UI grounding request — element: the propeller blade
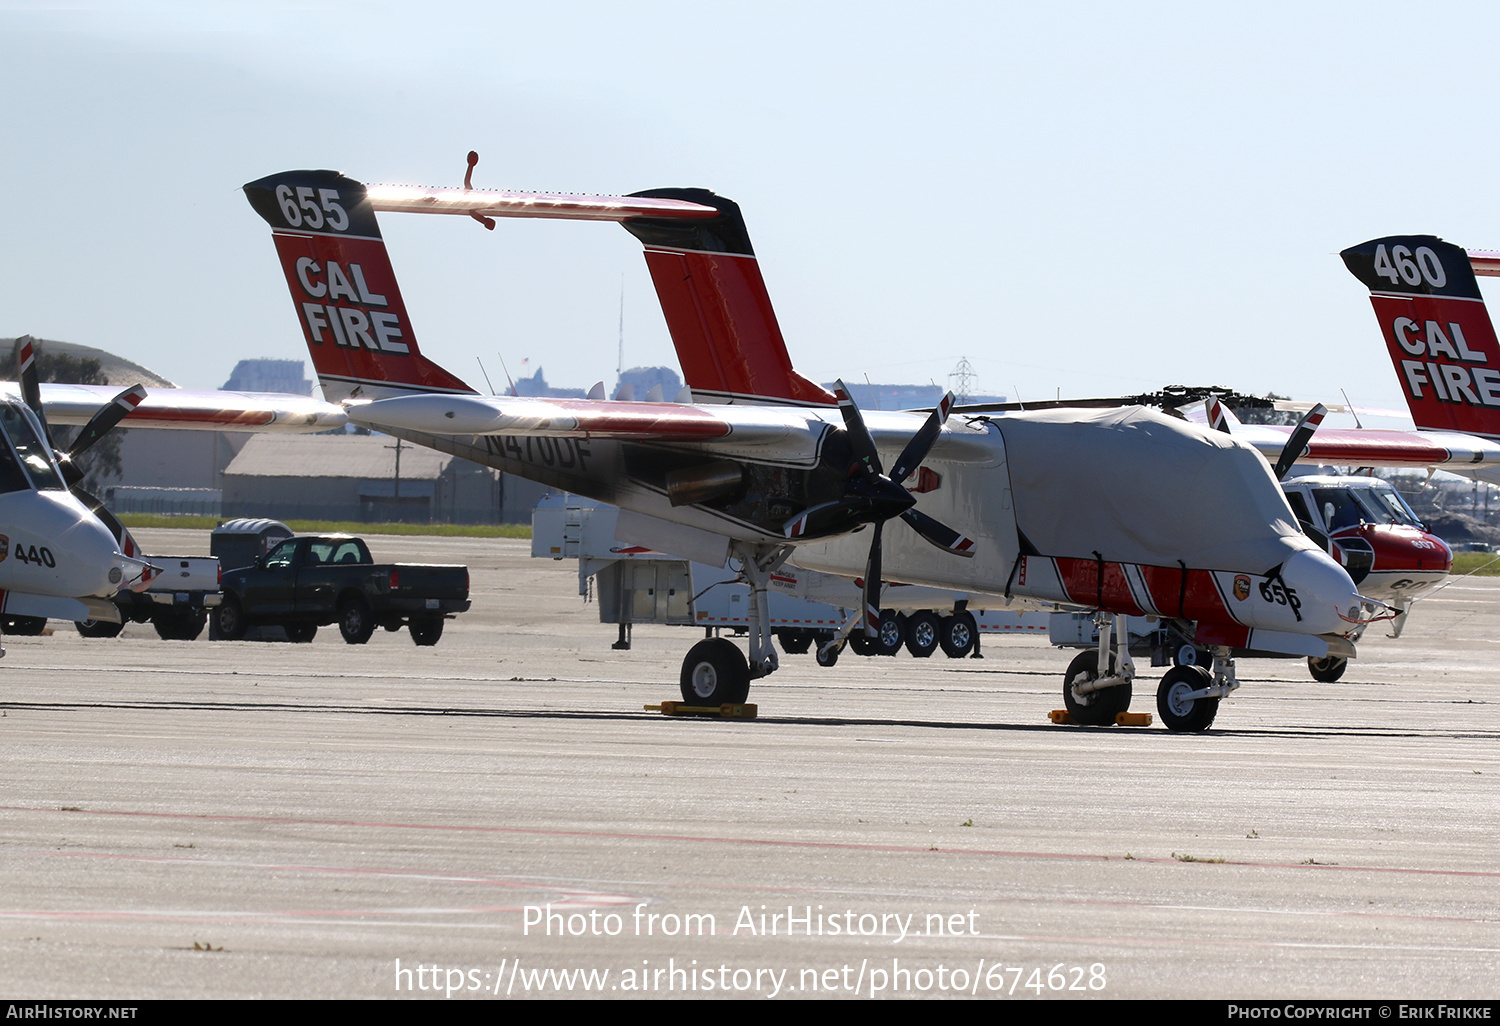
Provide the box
[13,336,49,438]
[900,508,976,557]
[66,384,147,460]
[889,391,954,484]
[863,521,883,637]
[833,379,882,476]
[1272,402,1327,479]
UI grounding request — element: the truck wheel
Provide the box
[409,618,444,646]
[214,595,247,641]
[338,598,375,644]
[4,616,48,636]
[285,623,317,643]
[904,611,941,658]
[938,611,978,658]
[153,610,207,641]
[75,618,124,639]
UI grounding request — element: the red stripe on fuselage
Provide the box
[1054,558,1146,616]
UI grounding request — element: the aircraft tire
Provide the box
[214,595,247,641]
[904,611,941,658]
[75,618,124,639]
[938,611,977,658]
[1062,650,1132,726]
[815,642,840,667]
[338,598,375,645]
[680,638,750,704]
[1156,665,1219,732]
[410,617,444,646]
[1307,656,1348,683]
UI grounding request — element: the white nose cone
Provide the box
[0,491,128,598]
[1279,547,1362,636]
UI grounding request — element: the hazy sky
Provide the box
[5,1,1500,426]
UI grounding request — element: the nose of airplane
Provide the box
[43,493,133,597]
[1279,547,1363,636]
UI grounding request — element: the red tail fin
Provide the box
[244,171,475,402]
[1343,236,1500,439]
[622,190,834,407]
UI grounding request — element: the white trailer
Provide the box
[532,494,1051,663]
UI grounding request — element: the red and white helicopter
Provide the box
[244,166,1368,731]
[0,337,346,653]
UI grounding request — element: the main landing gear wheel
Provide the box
[75,618,124,639]
[938,611,977,659]
[680,638,751,704]
[1062,650,1132,726]
[1307,656,1348,683]
[1156,665,1219,732]
[904,611,941,658]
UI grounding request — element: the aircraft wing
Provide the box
[347,392,996,467]
[1196,418,1500,469]
[17,382,348,432]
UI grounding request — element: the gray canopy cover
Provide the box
[996,407,1311,574]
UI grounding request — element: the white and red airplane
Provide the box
[0,337,346,653]
[243,166,1369,732]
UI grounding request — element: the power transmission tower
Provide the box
[948,357,977,404]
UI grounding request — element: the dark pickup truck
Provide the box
[214,535,470,645]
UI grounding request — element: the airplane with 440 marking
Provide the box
[0,337,345,653]
[242,165,1374,732]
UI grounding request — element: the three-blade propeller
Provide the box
[784,380,975,636]
[13,338,148,557]
[1271,403,1327,480]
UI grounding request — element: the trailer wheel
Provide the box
[338,598,375,645]
[410,617,444,646]
[875,610,905,656]
[680,639,750,704]
[938,611,978,658]
[1156,665,1219,732]
[75,618,124,639]
[777,629,812,655]
[1062,650,1132,726]
[4,616,47,636]
[904,611,941,658]
[213,596,247,641]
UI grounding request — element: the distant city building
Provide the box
[221,358,312,395]
[511,363,586,399]
[615,365,683,401]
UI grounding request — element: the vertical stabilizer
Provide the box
[244,171,475,403]
[622,190,834,407]
[1343,235,1500,438]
